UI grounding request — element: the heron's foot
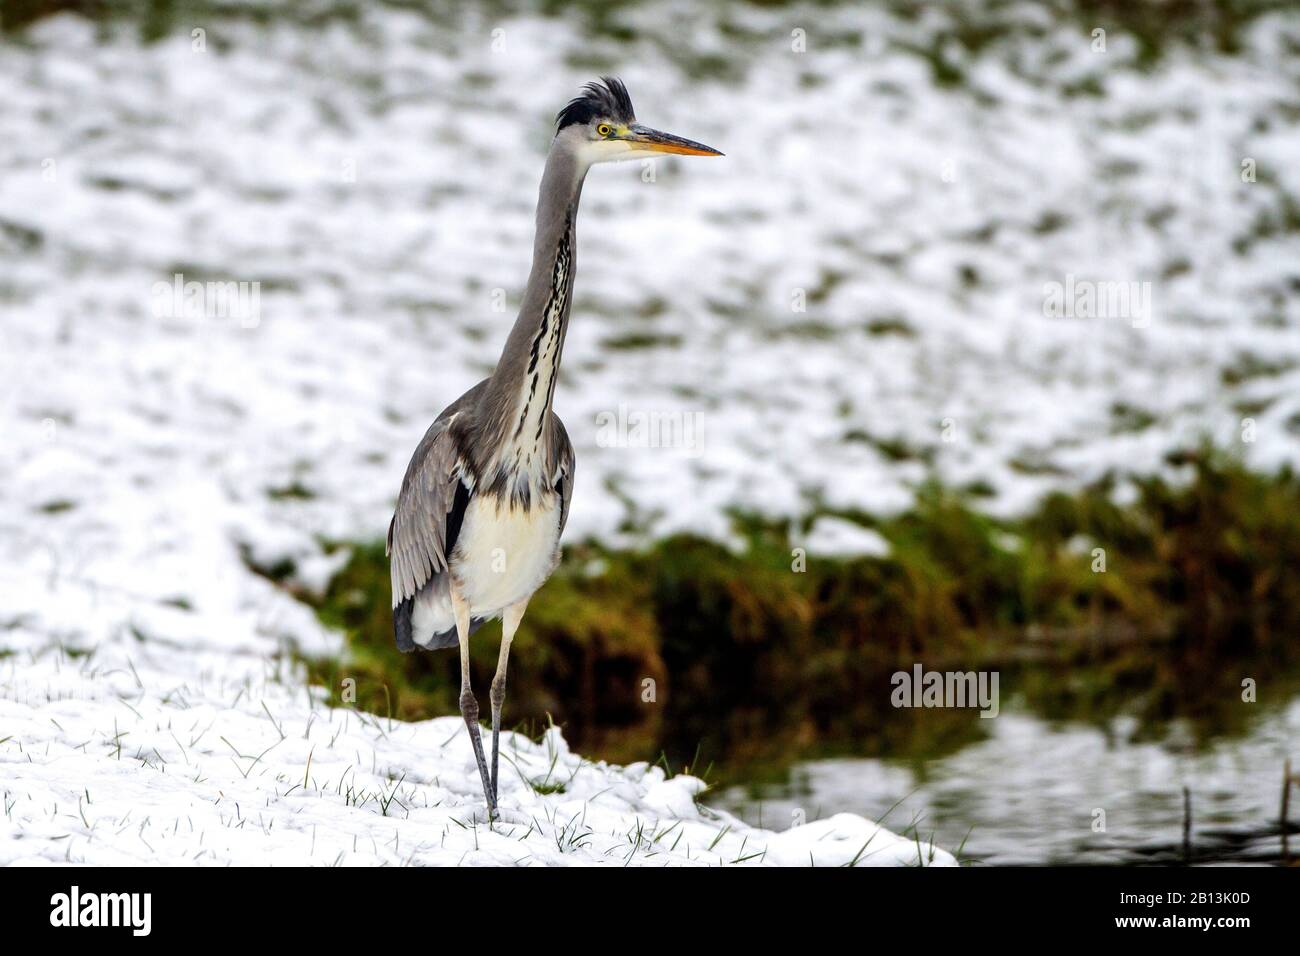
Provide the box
[452,805,526,827]
[459,689,497,819]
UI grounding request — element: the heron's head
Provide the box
[555,76,723,166]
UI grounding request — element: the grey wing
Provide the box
[386,413,466,609]
[550,413,576,536]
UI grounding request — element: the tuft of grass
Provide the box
[267,480,316,501]
[864,316,916,338]
[598,332,683,351]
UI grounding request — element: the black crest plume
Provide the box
[556,76,635,131]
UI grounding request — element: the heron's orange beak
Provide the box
[627,124,723,156]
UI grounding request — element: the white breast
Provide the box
[451,493,562,617]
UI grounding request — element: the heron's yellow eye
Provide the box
[597,124,612,137]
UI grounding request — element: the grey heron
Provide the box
[386,78,721,817]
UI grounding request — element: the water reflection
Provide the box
[716,700,1299,865]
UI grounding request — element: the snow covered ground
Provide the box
[1,1,1296,865]
[0,641,950,865]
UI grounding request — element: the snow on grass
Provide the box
[805,516,891,559]
[3,6,1298,564]
[0,625,951,866]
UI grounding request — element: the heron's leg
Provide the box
[490,598,528,801]
[451,588,495,818]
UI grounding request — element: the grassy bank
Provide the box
[281,451,1300,774]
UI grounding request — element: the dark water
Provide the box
[715,700,1299,865]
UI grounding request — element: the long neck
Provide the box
[476,144,586,476]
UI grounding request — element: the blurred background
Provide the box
[1,0,1298,864]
